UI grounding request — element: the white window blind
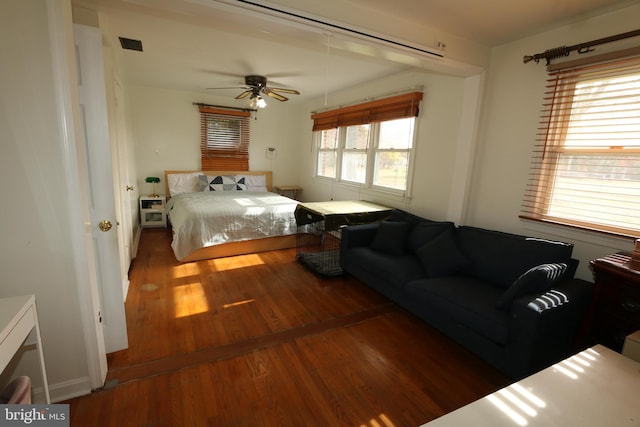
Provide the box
[521,55,640,237]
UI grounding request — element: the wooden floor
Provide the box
[64,228,509,426]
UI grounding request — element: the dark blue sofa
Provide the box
[339,209,594,379]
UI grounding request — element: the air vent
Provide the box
[119,37,143,52]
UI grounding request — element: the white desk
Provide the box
[0,294,50,403]
[422,345,640,426]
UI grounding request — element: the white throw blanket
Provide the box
[166,191,298,260]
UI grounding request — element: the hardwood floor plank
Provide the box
[65,229,509,426]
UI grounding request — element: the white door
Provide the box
[74,24,128,353]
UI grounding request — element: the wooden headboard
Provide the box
[164,170,273,198]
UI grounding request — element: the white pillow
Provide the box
[167,172,201,197]
[236,174,268,192]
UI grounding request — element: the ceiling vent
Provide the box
[119,37,143,52]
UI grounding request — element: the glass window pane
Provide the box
[379,118,414,149]
[565,73,640,148]
[342,152,367,183]
[345,125,370,149]
[548,153,640,230]
[317,151,337,178]
[320,129,338,149]
[374,151,409,190]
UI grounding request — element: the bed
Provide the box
[164,170,298,262]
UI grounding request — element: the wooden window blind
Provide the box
[521,55,640,237]
[310,91,423,131]
[199,106,251,171]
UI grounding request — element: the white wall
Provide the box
[130,86,302,194]
[297,69,467,221]
[0,0,93,401]
[469,3,640,279]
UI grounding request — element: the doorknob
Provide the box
[98,220,113,232]
[126,185,134,191]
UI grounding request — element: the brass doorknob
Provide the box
[98,220,113,232]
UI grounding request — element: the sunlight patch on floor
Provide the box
[223,298,256,309]
[171,261,201,278]
[173,282,209,318]
[360,413,395,427]
[208,253,266,271]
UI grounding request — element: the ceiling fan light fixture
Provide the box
[250,95,267,109]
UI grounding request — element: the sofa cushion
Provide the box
[407,221,456,253]
[455,226,574,289]
[415,230,470,278]
[406,276,510,345]
[496,263,568,310]
[370,221,412,255]
[343,247,425,289]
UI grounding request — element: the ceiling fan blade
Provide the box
[265,90,288,102]
[235,90,252,100]
[269,87,300,95]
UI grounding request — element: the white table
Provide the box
[0,294,50,403]
[422,344,640,426]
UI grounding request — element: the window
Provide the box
[317,128,338,179]
[199,106,250,170]
[521,56,640,237]
[312,92,422,193]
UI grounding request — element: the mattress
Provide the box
[166,191,298,261]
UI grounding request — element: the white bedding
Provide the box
[166,191,298,261]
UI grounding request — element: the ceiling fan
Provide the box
[209,75,300,108]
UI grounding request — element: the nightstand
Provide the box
[586,252,640,351]
[274,185,302,200]
[140,195,166,228]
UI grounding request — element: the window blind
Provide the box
[521,55,640,237]
[310,91,423,131]
[199,106,251,171]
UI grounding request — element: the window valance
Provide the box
[310,91,423,132]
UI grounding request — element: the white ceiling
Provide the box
[73,0,637,107]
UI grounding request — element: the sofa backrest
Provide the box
[455,226,575,288]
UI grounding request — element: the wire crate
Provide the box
[294,201,392,277]
[296,220,343,277]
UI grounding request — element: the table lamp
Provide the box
[145,176,160,197]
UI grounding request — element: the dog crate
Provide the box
[295,201,392,276]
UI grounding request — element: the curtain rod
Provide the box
[523,28,640,65]
[193,102,257,112]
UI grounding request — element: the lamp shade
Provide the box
[145,176,160,183]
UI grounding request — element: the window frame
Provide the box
[521,55,640,238]
[314,116,418,195]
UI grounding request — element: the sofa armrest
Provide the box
[340,223,380,250]
[505,278,594,378]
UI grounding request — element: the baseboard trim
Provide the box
[34,376,92,403]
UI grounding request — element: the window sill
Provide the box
[521,218,635,250]
[313,177,410,203]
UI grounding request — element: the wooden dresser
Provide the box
[587,253,640,351]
